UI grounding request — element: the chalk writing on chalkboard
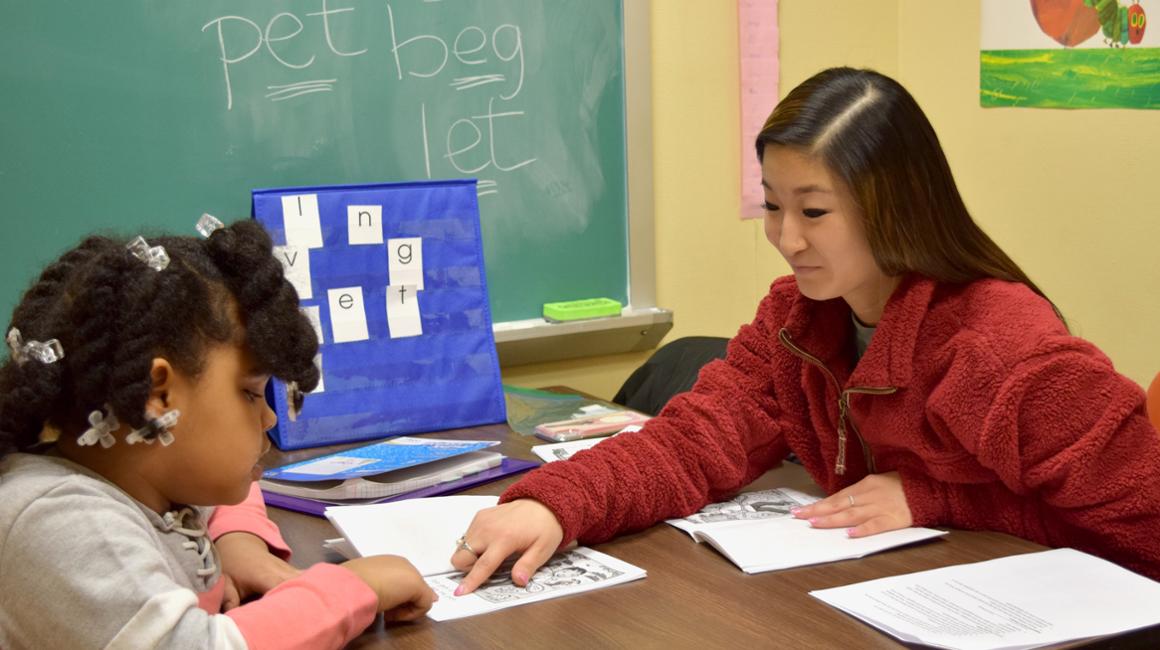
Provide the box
[201,2,533,199]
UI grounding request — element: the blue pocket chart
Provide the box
[252,180,507,450]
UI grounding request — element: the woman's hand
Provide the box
[342,555,437,622]
[449,498,564,596]
[215,531,301,608]
[791,471,913,537]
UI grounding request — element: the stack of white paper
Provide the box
[530,436,613,463]
[325,495,646,620]
[811,548,1160,650]
[667,487,946,574]
[529,424,642,463]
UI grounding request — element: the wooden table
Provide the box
[263,422,1160,649]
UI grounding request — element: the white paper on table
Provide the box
[529,425,644,463]
[531,436,613,463]
[323,537,358,560]
[325,495,499,576]
[425,546,646,621]
[811,548,1160,650]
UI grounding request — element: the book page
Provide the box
[426,547,646,621]
[325,495,499,576]
[699,517,946,575]
[668,487,945,574]
[811,548,1160,650]
[667,487,817,537]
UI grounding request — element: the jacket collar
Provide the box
[780,274,935,389]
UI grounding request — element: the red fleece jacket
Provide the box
[502,274,1160,579]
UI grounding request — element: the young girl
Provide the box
[0,219,435,648]
[448,67,1160,593]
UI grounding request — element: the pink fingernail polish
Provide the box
[453,586,465,597]
[790,506,801,516]
[513,571,529,585]
[846,528,856,537]
[808,517,818,526]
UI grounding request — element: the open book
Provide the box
[324,495,646,621]
[667,487,947,574]
[260,437,500,501]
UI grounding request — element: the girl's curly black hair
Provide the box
[0,220,318,458]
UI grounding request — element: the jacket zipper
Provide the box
[777,328,897,475]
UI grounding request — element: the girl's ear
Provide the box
[146,358,175,413]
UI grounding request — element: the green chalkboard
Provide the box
[0,0,629,324]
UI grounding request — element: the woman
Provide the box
[450,67,1160,593]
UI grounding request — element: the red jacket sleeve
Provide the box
[903,335,1160,579]
[501,285,795,544]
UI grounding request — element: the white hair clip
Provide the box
[126,236,170,271]
[78,406,120,448]
[126,409,180,446]
[287,382,304,422]
[196,213,225,238]
[6,327,65,365]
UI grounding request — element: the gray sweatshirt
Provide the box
[0,453,247,649]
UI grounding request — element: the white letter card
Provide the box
[281,194,324,249]
[328,287,370,343]
[386,285,423,338]
[347,205,384,245]
[302,305,324,344]
[274,245,313,300]
[388,237,424,290]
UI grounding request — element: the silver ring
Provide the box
[847,494,855,507]
[455,534,477,557]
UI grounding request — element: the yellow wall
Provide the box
[502,0,1159,397]
[898,1,1160,386]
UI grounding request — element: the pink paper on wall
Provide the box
[738,0,779,220]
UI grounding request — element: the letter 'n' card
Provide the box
[253,180,506,449]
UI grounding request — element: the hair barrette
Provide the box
[287,381,304,422]
[126,236,170,272]
[126,409,180,446]
[78,406,120,449]
[196,213,225,238]
[6,327,65,365]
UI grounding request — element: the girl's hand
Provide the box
[221,574,242,611]
[342,555,437,622]
[791,471,913,537]
[215,532,300,601]
[449,498,564,596]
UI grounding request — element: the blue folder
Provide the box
[261,457,539,517]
